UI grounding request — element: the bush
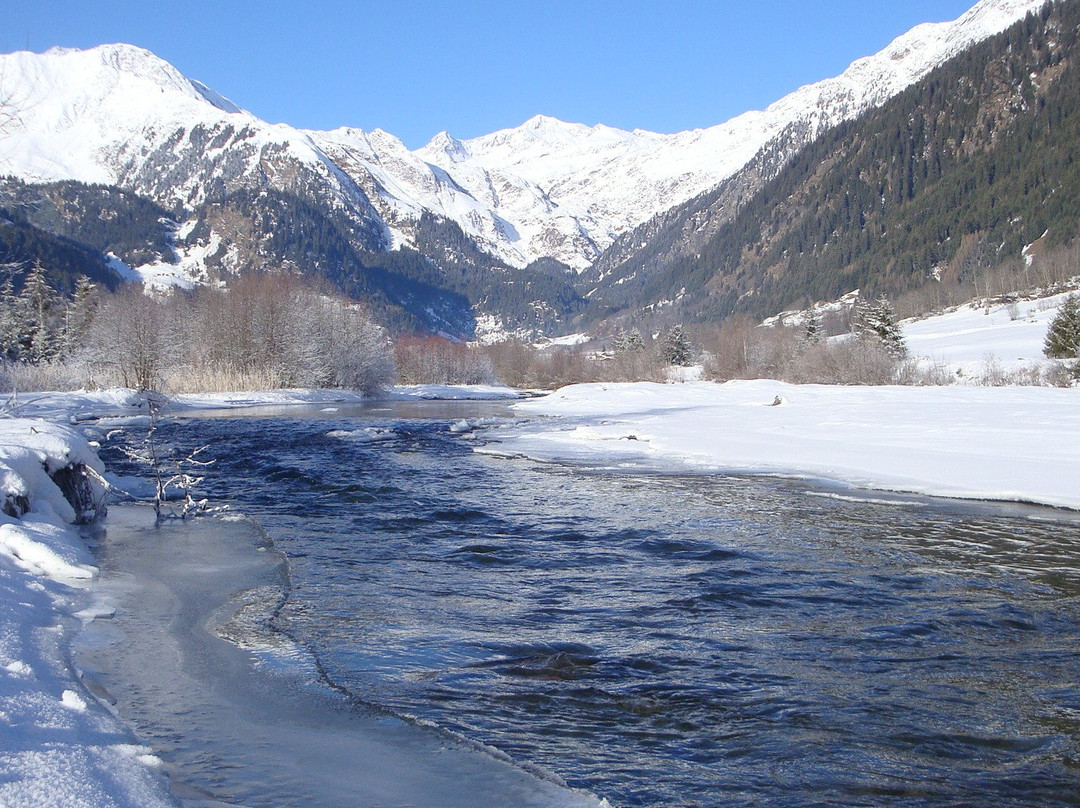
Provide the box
[67,275,394,394]
[394,336,494,386]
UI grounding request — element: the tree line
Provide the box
[0,266,393,395]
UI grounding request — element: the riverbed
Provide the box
[78,400,1080,806]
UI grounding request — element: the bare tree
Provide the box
[80,284,164,390]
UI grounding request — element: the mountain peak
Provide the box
[522,114,573,129]
[420,130,470,162]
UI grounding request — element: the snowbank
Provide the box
[170,387,369,410]
[389,384,524,401]
[0,419,176,807]
[485,380,1080,511]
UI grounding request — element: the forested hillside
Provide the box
[0,178,585,338]
[584,1,1079,327]
[0,178,169,292]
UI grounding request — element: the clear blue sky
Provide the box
[3,0,978,148]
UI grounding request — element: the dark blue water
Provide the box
[107,403,1080,807]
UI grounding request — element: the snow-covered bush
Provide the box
[70,275,395,394]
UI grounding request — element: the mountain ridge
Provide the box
[580,0,1080,331]
[0,0,1046,273]
[0,0,1054,338]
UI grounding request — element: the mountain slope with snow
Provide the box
[0,0,1047,279]
[410,0,1047,269]
[0,44,390,271]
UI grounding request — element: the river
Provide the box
[78,400,1080,807]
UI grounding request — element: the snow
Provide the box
[106,253,199,292]
[3,386,524,425]
[0,0,1047,278]
[481,289,1080,511]
[535,333,592,350]
[902,291,1073,378]
[389,384,524,401]
[483,379,1080,511]
[0,418,176,807]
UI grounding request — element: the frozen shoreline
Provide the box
[484,379,1080,512]
[0,388,603,808]
[0,418,177,807]
[75,505,603,808]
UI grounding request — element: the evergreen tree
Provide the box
[614,327,645,354]
[0,268,21,360]
[19,262,61,363]
[853,295,907,359]
[803,311,822,345]
[1044,294,1080,359]
[661,324,694,366]
[62,276,100,357]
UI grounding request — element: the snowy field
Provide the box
[902,290,1075,379]
[481,291,1080,511]
[486,379,1080,510]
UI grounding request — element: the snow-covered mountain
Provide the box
[0,45,370,210]
[404,0,1045,270]
[0,0,1052,341]
[0,0,1047,278]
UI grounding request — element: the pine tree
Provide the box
[18,262,62,363]
[803,311,822,344]
[0,268,21,360]
[661,324,694,366]
[853,295,907,359]
[614,327,645,354]
[1044,294,1080,359]
[62,276,100,358]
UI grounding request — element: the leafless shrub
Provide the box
[71,275,394,395]
[601,348,666,383]
[894,358,955,386]
[116,394,220,523]
[395,335,495,385]
[0,359,85,393]
[976,353,1008,387]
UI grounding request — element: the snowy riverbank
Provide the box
[0,386,596,808]
[486,379,1080,511]
[0,418,178,807]
[1,367,1078,804]
[4,384,524,422]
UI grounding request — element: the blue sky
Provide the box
[4,1,978,148]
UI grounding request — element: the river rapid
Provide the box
[82,400,1080,807]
